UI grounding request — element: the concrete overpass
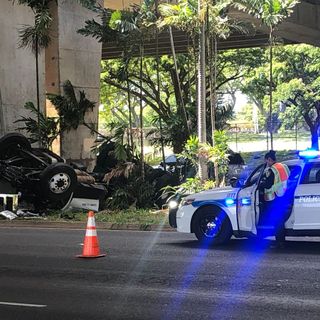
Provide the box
[102,0,320,59]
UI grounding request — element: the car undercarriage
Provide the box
[0,133,98,211]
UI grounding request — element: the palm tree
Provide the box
[198,0,207,180]
[234,0,300,149]
[80,1,158,179]
[10,0,53,136]
[158,0,249,180]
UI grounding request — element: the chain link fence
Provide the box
[227,121,312,153]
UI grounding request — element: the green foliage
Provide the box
[82,1,261,153]
[15,102,60,149]
[46,208,168,225]
[234,0,300,29]
[271,45,320,148]
[48,80,96,133]
[179,135,200,168]
[79,0,157,52]
[11,0,54,52]
[12,0,98,52]
[102,48,258,153]
[178,131,230,183]
[158,0,248,38]
[76,0,97,9]
[105,165,156,210]
[108,122,138,162]
[18,8,52,52]
[16,80,98,148]
[78,7,117,42]
[164,176,216,201]
[179,177,205,194]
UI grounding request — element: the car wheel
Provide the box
[0,133,31,159]
[39,163,77,202]
[193,206,232,245]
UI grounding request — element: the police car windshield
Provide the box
[300,162,320,184]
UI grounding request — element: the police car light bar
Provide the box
[298,149,320,159]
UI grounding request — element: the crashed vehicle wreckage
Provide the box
[0,133,106,212]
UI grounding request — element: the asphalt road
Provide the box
[1,227,320,320]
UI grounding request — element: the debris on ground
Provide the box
[0,209,42,220]
[0,210,18,220]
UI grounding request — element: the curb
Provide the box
[0,220,174,232]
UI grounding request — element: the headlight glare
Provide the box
[168,200,178,209]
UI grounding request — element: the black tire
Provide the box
[0,133,31,160]
[192,206,232,245]
[38,163,77,201]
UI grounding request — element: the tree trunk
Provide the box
[311,127,319,150]
[0,89,4,135]
[127,78,134,149]
[153,0,167,169]
[269,31,274,150]
[35,34,41,147]
[139,45,145,181]
[209,36,219,185]
[197,0,208,181]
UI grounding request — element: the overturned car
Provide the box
[0,133,106,212]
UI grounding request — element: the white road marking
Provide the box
[0,301,47,308]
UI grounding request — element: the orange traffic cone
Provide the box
[77,211,106,258]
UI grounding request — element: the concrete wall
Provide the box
[0,1,45,134]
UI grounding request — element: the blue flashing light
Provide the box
[241,197,251,206]
[225,198,235,206]
[298,149,320,159]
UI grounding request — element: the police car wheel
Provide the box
[193,207,232,244]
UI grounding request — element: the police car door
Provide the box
[293,162,320,230]
[237,164,265,234]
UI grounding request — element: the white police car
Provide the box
[169,150,320,244]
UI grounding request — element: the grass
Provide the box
[239,149,298,164]
[227,130,310,142]
[45,208,169,225]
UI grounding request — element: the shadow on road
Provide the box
[165,238,320,255]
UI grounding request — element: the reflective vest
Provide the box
[264,162,290,201]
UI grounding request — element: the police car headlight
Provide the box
[225,198,235,206]
[181,198,195,206]
[168,200,179,209]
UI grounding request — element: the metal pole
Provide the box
[295,120,298,150]
[235,125,238,152]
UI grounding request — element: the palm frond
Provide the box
[48,80,96,133]
[14,101,60,148]
[17,4,52,52]
[76,0,96,10]
[103,162,135,183]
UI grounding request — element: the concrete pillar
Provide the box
[0,1,45,134]
[47,0,102,170]
[0,0,102,170]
